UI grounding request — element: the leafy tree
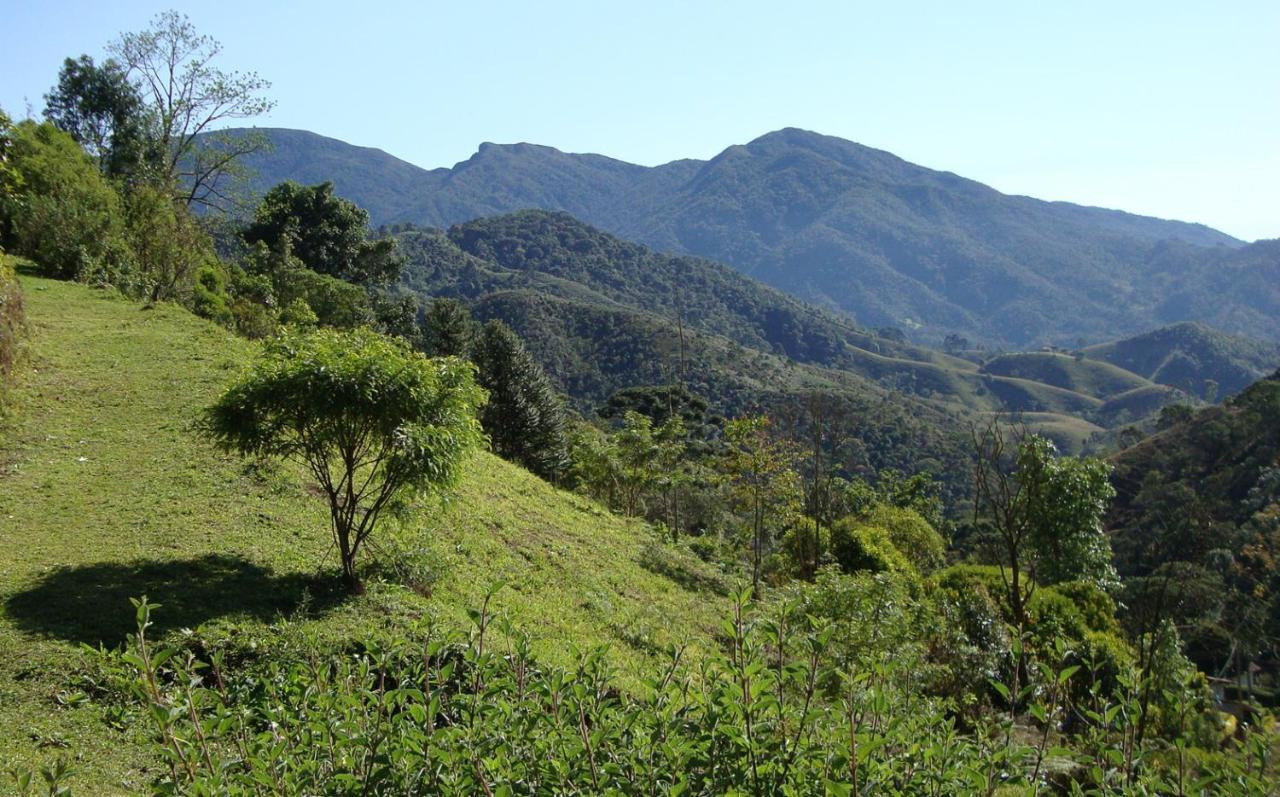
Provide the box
[42,55,153,179]
[203,329,486,593]
[243,181,403,285]
[419,297,476,357]
[972,422,1116,629]
[471,320,570,481]
[721,415,803,595]
[109,11,273,209]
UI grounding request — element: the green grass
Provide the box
[0,271,730,792]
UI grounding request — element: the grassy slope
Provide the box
[0,272,728,792]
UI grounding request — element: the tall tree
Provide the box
[42,55,152,180]
[109,11,273,208]
[471,320,570,481]
[242,181,403,285]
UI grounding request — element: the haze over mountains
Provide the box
[222,127,1278,348]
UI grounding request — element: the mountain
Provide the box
[393,210,1244,484]
[218,127,1278,348]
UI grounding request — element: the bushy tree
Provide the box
[972,422,1116,629]
[471,320,569,481]
[242,181,402,286]
[203,329,486,593]
[123,182,215,301]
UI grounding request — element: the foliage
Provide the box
[54,592,1278,795]
[471,319,570,481]
[42,54,153,180]
[243,181,403,285]
[2,120,131,286]
[122,182,216,302]
[109,11,274,208]
[721,415,804,594]
[1109,372,1280,680]
[828,517,912,575]
[202,328,486,592]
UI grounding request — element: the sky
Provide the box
[2,0,1277,241]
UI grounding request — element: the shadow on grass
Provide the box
[5,553,344,647]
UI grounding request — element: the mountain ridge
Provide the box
[215,126,1275,347]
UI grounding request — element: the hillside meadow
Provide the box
[0,266,730,791]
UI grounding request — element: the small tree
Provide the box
[722,415,804,595]
[243,181,403,286]
[471,320,570,481]
[43,55,153,179]
[203,328,486,593]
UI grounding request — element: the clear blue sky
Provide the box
[3,0,1277,240]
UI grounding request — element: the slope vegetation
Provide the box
[0,271,729,791]
[1083,321,1280,400]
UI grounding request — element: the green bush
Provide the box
[860,504,946,572]
[272,265,372,329]
[1050,579,1121,635]
[4,120,131,286]
[191,263,234,327]
[829,516,912,574]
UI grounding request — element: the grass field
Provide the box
[0,269,730,792]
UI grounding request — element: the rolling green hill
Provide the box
[214,126,1280,348]
[0,270,731,791]
[1083,321,1280,400]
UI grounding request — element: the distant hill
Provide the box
[1083,320,1280,400]
[392,210,1243,468]
[216,127,1280,347]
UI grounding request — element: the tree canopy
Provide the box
[243,181,403,285]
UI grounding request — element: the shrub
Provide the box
[829,516,911,574]
[861,504,947,572]
[0,256,25,410]
[4,120,131,286]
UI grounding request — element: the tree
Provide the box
[42,55,153,179]
[203,328,486,593]
[109,11,273,208]
[972,422,1116,630]
[242,181,403,285]
[471,320,570,481]
[419,297,476,357]
[721,415,804,595]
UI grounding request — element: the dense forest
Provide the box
[1,11,1278,796]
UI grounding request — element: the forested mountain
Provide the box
[219,127,1280,347]
[390,210,1255,470]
